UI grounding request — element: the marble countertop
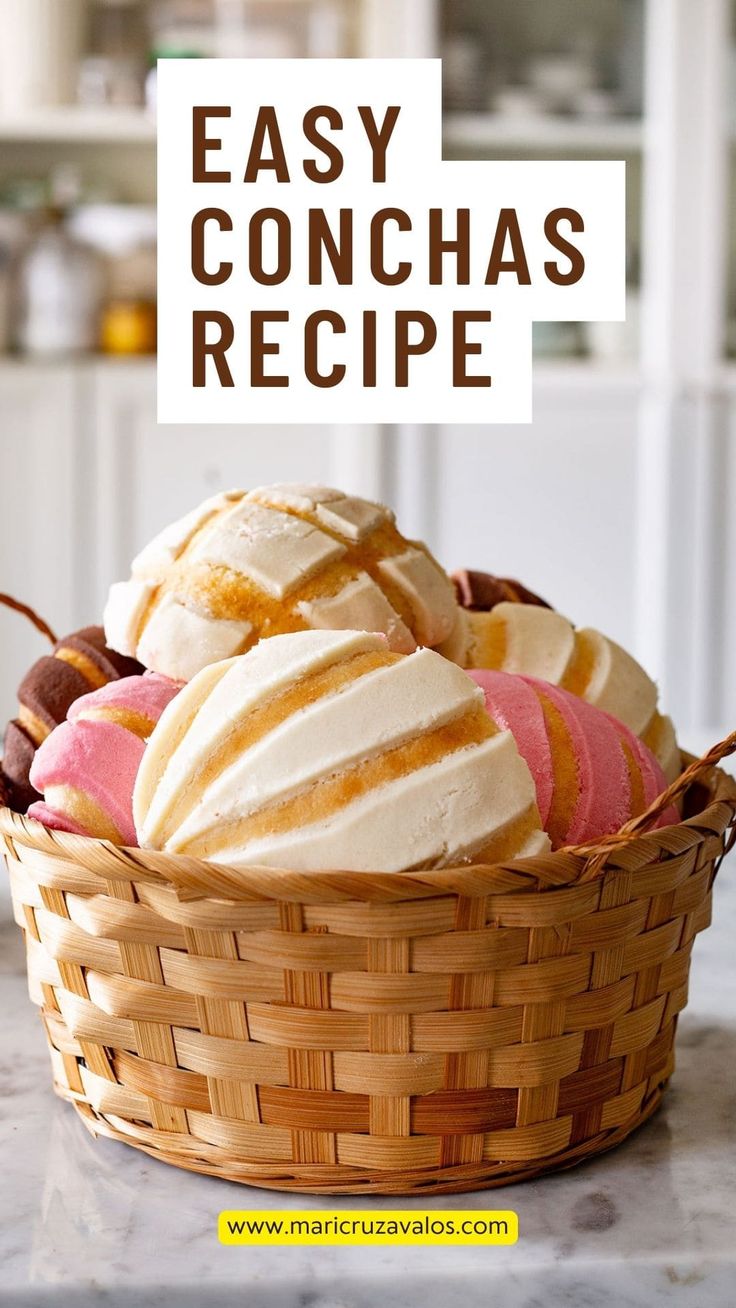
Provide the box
[1,857,734,1308]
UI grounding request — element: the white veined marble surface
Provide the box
[0,850,734,1308]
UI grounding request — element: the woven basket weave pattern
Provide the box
[2,749,735,1196]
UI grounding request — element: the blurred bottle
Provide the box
[66,202,156,354]
[78,0,147,107]
[0,210,27,354]
[16,216,101,357]
[16,169,101,358]
[616,0,645,117]
[145,0,212,109]
[148,0,218,56]
[145,50,201,115]
[77,52,145,109]
[0,244,10,354]
[213,1,344,58]
[442,31,487,112]
[100,245,157,355]
[89,0,148,57]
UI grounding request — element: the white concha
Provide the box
[640,711,680,785]
[103,578,156,660]
[136,595,253,684]
[437,609,470,666]
[134,630,549,873]
[574,628,657,736]
[131,490,239,574]
[296,574,414,652]
[444,601,680,782]
[104,484,458,681]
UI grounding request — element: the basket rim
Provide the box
[2,754,734,904]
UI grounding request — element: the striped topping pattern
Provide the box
[104,485,459,683]
[28,673,180,844]
[443,602,680,783]
[134,630,549,873]
[470,669,680,849]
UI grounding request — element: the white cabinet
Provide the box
[86,360,346,616]
[425,379,642,654]
[0,358,390,728]
[1,358,734,743]
[0,363,81,725]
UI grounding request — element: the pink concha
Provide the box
[27,671,181,845]
[469,668,630,842]
[467,669,555,825]
[68,670,180,724]
[26,799,93,838]
[602,710,680,828]
[468,668,674,847]
[531,679,631,845]
[29,717,145,845]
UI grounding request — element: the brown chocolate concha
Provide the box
[452,569,551,612]
[1,625,142,812]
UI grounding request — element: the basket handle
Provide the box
[0,592,57,646]
[577,727,736,882]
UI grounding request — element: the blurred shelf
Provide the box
[533,359,641,390]
[0,109,645,152]
[0,107,155,145]
[0,355,154,368]
[0,354,642,388]
[443,112,643,152]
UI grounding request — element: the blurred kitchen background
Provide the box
[0,0,734,754]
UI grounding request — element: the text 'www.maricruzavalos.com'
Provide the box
[218,1210,519,1246]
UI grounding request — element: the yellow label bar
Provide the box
[219,1209,518,1246]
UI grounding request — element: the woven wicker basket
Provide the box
[2,726,735,1196]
